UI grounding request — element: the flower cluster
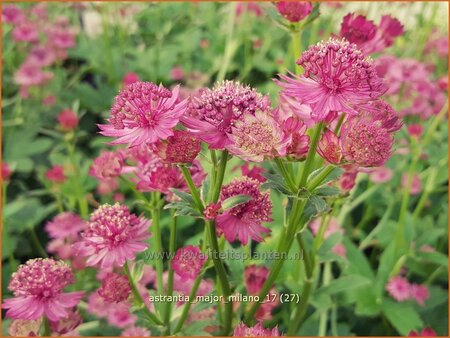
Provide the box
[386,276,429,306]
[171,245,206,279]
[233,322,281,336]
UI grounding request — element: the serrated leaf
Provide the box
[221,194,252,210]
[314,185,341,197]
[164,201,202,217]
[261,171,291,195]
[170,189,195,204]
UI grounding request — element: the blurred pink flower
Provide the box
[87,292,109,318]
[170,66,185,81]
[171,245,206,280]
[410,283,429,306]
[57,109,79,131]
[340,13,377,46]
[45,212,85,240]
[233,322,281,336]
[408,328,437,336]
[2,162,12,181]
[309,217,342,239]
[402,173,421,195]
[331,243,347,257]
[236,2,263,17]
[276,1,313,23]
[438,76,448,91]
[49,310,82,336]
[26,46,57,67]
[217,177,272,245]
[121,326,151,337]
[73,203,151,268]
[97,177,119,195]
[8,318,42,337]
[2,5,24,24]
[98,273,131,303]
[241,163,266,183]
[12,21,39,42]
[2,258,84,321]
[339,166,358,191]
[45,165,66,183]
[155,130,201,164]
[89,151,124,180]
[369,167,393,183]
[107,302,137,328]
[386,276,410,301]
[14,62,53,87]
[43,95,57,106]
[99,82,188,146]
[122,72,140,87]
[244,265,269,295]
[408,124,423,138]
[47,28,76,49]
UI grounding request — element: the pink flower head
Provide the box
[244,265,269,295]
[236,3,263,17]
[410,283,429,306]
[217,177,272,245]
[47,28,76,49]
[2,258,84,321]
[204,202,222,221]
[122,72,140,87]
[438,76,448,91]
[47,238,74,260]
[276,1,313,23]
[87,292,109,318]
[282,117,310,160]
[89,151,124,180]
[170,66,185,81]
[331,243,346,257]
[2,5,24,24]
[26,46,57,67]
[386,276,410,302]
[277,38,385,121]
[8,318,42,337]
[99,82,188,147]
[49,309,82,335]
[339,165,358,191]
[227,110,290,162]
[2,162,12,181]
[98,273,131,303]
[43,95,56,106]
[233,322,281,337]
[241,163,266,183]
[14,63,53,87]
[155,130,201,163]
[12,22,39,42]
[73,203,151,268]
[181,80,271,149]
[402,173,421,195]
[57,109,79,131]
[317,129,342,164]
[97,178,119,195]
[369,166,393,183]
[309,217,342,239]
[340,13,377,46]
[107,302,137,328]
[45,165,66,183]
[45,212,85,240]
[408,124,423,138]
[378,15,404,48]
[121,326,151,337]
[277,92,314,127]
[171,245,206,279]
[408,328,437,337]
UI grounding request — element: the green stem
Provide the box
[66,140,88,218]
[43,317,51,336]
[211,151,229,202]
[299,122,324,187]
[164,213,177,334]
[150,192,164,295]
[124,261,163,325]
[318,262,332,336]
[173,272,203,334]
[180,165,204,212]
[291,26,303,75]
[216,3,238,82]
[306,165,335,191]
[28,228,48,258]
[412,168,437,220]
[287,273,313,335]
[274,158,297,192]
[338,184,380,224]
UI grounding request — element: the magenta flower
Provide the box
[73,203,151,268]
[26,46,56,67]
[12,21,39,42]
[122,72,140,87]
[276,1,313,23]
[87,292,109,318]
[408,328,437,337]
[408,124,423,138]
[402,173,421,195]
[45,212,85,240]
[241,163,266,183]
[47,27,77,49]
[98,273,131,303]
[89,150,125,180]
[339,165,359,191]
[340,13,377,46]
[277,38,385,121]
[2,162,12,181]
[2,5,24,24]
[410,283,429,306]
[170,66,185,81]
[45,165,66,183]
[107,302,137,328]
[233,322,281,337]
[155,130,201,164]
[244,265,269,295]
[2,258,84,321]
[369,167,393,183]
[283,117,310,160]
[203,202,222,221]
[99,81,188,147]
[121,326,151,337]
[386,276,410,302]
[57,109,79,131]
[171,245,206,280]
[317,129,342,164]
[14,62,53,87]
[181,80,271,149]
[236,2,263,17]
[217,177,272,245]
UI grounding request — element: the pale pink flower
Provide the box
[49,310,82,336]
[155,130,201,164]
[217,177,272,245]
[255,288,279,321]
[121,326,151,336]
[277,38,385,121]
[14,63,53,87]
[317,129,342,164]
[12,21,39,42]
[438,76,448,91]
[97,178,119,195]
[410,284,429,306]
[87,292,109,318]
[57,109,79,131]
[45,165,66,183]
[2,5,24,24]
[45,212,85,240]
[331,243,347,257]
[47,239,74,260]
[173,273,213,298]
[98,273,131,303]
[181,80,271,149]
[369,167,393,183]
[408,328,437,337]
[107,302,137,328]
[309,217,342,239]
[47,28,76,49]
[386,276,410,301]
[26,46,57,67]
[99,82,188,146]
[276,1,313,23]
[73,203,151,268]
[8,318,42,337]
[402,173,421,195]
[2,258,84,321]
[89,151,124,180]
[233,322,281,336]
[170,66,185,81]
[244,265,269,295]
[172,245,206,280]
[241,163,266,183]
[122,72,140,87]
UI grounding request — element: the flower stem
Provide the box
[124,261,163,326]
[291,26,303,75]
[318,262,332,336]
[274,157,297,192]
[216,3,238,82]
[28,228,48,258]
[299,122,324,187]
[173,272,203,334]
[150,192,164,295]
[66,140,88,218]
[180,165,204,212]
[43,317,51,336]
[211,150,229,202]
[412,168,437,220]
[306,165,336,191]
[163,213,177,334]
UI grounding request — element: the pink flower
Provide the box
[98,273,131,303]
[331,243,346,257]
[12,22,39,42]
[276,1,313,23]
[57,109,79,131]
[378,15,404,48]
[45,165,66,183]
[47,28,76,49]
[89,151,124,180]
[386,276,410,301]
[276,38,385,121]
[121,326,151,336]
[309,217,342,239]
[107,302,137,328]
[402,173,421,195]
[47,239,74,259]
[340,13,377,46]
[122,72,140,87]
[241,163,266,183]
[45,212,85,240]
[284,118,310,160]
[87,292,109,318]
[73,203,151,268]
[49,310,82,335]
[43,95,57,106]
[438,76,448,91]
[2,258,84,321]
[369,167,393,183]
[317,129,342,164]
[227,110,290,162]
[170,66,185,81]
[171,245,206,279]
[409,328,437,336]
[2,162,12,181]
[408,124,423,138]
[181,80,271,149]
[339,166,358,191]
[26,46,57,67]
[2,5,24,24]
[8,318,42,336]
[204,202,222,221]
[97,178,119,195]
[233,322,281,336]
[99,82,188,147]
[236,3,263,17]
[155,130,201,163]
[244,265,269,295]
[410,283,429,306]
[217,177,272,245]
[14,63,53,87]
[277,92,314,127]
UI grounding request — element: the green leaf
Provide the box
[261,171,291,195]
[170,189,195,205]
[131,261,145,283]
[316,274,372,297]
[343,237,375,279]
[307,167,344,186]
[221,194,252,210]
[382,300,423,335]
[164,201,201,217]
[354,286,382,316]
[314,185,341,197]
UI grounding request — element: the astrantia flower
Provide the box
[45,212,85,239]
[244,265,269,295]
[2,5,24,24]
[171,245,206,280]
[241,163,266,183]
[276,1,313,23]
[339,165,358,191]
[57,109,79,131]
[89,150,125,180]
[107,302,137,328]
[99,81,188,146]
[155,130,201,164]
[8,318,42,337]
[217,177,272,245]
[121,326,151,337]
[49,309,82,335]
[2,258,84,321]
[410,284,429,306]
[277,38,385,121]
[233,322,281,337]
[122,72,140,87]
[12,22,39,42]
[204,202,222,221]
[402,173,421,195]
[340,13,377,46]
[2,162,12,181]
[73,203,151,268]
[283,117,310,160]
[14,62,53,87]
[317,129,342,164]
[386,276,410,301]
[408,124,423,138]
[181,80,271,149]
[369,166,393,183]
[227,110,290,162]
[408,328,437,337]
[98,273,131,303]
[26,46,57,67]
[45,165,66,183]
